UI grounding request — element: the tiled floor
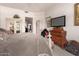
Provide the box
[51,45,74,56]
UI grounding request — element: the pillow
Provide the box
[41,29,48,37]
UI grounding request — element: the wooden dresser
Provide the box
[50,27,68,48]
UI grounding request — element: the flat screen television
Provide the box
[51,16,66,27]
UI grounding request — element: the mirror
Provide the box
[74,3,79,26]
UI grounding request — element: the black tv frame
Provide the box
[51,16,66,27]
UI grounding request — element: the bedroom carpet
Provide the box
[51,45,74,56]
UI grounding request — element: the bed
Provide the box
[0,29,52,56]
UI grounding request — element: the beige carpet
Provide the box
[0,33,52,56]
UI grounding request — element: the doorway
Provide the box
[25,17,33,32]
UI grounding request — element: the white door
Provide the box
[36,20,41,34]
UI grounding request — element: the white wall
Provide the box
[33,12,46,33]
[45,3,79,41]
[0,5,45,34]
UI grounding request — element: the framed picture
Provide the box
[74,3,79,26]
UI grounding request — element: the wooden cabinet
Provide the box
[50,27,68,48]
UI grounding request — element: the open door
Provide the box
[25,17,33,32]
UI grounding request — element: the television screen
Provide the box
[51,16,66,27]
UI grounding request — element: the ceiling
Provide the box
[0,3,54,12]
